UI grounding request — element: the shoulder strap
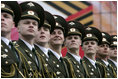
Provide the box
[82,60,90,78]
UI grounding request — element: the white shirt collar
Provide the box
[21,39,34,51]
[69,52,81,63]
[49,48,62,60]
[36,44,49,57]
[85,56,96,68]
[1,37,11,46]
[102,59,109,66]
[109,59,117,67]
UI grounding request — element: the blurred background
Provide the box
[11,1,117,57]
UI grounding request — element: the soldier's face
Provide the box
[49,29,64,46]
[1,12,14,36]
[109,47,117,57]
[65,35,81,50]
[35,26,50,44]
[98,44,109,56]
[82,40,98,55]
[18,19,38,38]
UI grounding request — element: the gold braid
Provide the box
[1,64,15,77]
[96,61,107,78]
[36,51,55,78]
[82,61,90,78]
[14,63,25,78]
[14,46,42,78]
[109,65,117,78]
[64,57,76,78]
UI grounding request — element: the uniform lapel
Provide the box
[66,53,84,73]
[48,51,66,76]
[35,45,54,70]
[17,39,37,66]
[108,59,117,72]
[1,40,17,62]
[66,53,85,77]
[83,56,99,77]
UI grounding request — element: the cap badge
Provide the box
[86,34,92,37]
[70,28,75,32]
[69,22,75,25]
[1,3,5,8]
[102,38,106,41]
[86,27,92,30]
[113,36,117,39]
[56,22,62,27]
[102,33,105,36]
[54,16,58,19]
[27,11,34,15]
[27,2,35,7]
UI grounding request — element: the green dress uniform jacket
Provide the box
[35,45,57,78]
[13,39,43,78]
[65,53,85,78]
[1,40,23,78]
[108,59,117,74]
[82,56,104,78]
[48,50,70,78]
[96,58,116,78]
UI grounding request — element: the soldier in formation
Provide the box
[1,1,117,78]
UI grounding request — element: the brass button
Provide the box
[91,68,94,71]
[5,49,8,52]
[77,70,80,73]
[77,65,79,68]
[46,58,48,61]
[30,54,32,57]
[56,71,61,75]
[57,64,59,67]
[53,61,55,64]
[28,61,32,64]
[5,61,8,64]
[90,72,93,75]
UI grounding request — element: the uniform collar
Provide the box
[85,56,96,68]
[36,44,49,57]
[109,59,117,67]
[1,37,11,46]
[69,52,81,63]
[49,48,62,60]
[21,39,34,51]
[102,59,109,66]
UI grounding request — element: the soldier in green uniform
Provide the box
[1,1,23,78]
[64,21,86,78]
[34,11,56,77]
[81,27,105,78]
[108,35,117,75]
[13,1,45,78]
[48,15,71,78]
[96,32,116,78]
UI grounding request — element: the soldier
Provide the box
[48,15,70,78]
[108,35,117,75]
[34,11,56,77]
[96,32,116,78]
[81,27,105,78]
[13,1,45,78]
[64,21,86,78]
[1,1,23,78]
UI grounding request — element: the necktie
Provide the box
[32,48,39,70]
[60,57,63,62]
[47,50,51,57]
[9,42,19,62]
